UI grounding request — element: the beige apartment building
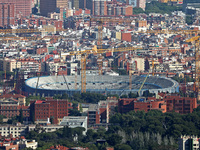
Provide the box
[132,57,145,71]
[0,58,21,72]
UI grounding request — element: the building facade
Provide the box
[40,0,68,16]
[118,96,197,114]
[32,98,73,124]
[165,96,197,114]
[178,135,199,150]
[60,116,88,135]
[0,98,30,119]
[0,0,32,17]
[137,0,146,10]
[40,0,56,16]
[0,3,15,27]
[127,0,137,7]
[93,0,111,16]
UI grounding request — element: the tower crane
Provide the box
[68,45,143,93]
[0,29,40,34]
[90,17,133,75]
[185,36,200,100]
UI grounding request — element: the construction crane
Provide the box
[152,58,155,76]
[185,36,200,100]
[0,29,40,34]
[90,17,133,75]
[68,45,143,93]
[141,29,200,35]
[138,71,151,96]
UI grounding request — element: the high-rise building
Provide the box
[126,0,137,7]
[0,3,15,27]
[127,0,146,10]
[40,0,68,17]
[137,0,146,10]
[57,0,68,8]
[79,0,93,11]
[0,0,32,17]
[40,0,56,16]
[72,0,79,9]
[93,0,111,16]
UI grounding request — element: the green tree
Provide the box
[128,92,138,98]
[106,134,122,146]
[115,144,132,150]
[69,109,81,116]
[133,7,145,14]
[186,15,193,25]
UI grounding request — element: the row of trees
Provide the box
[24,107,200,150]
[132,1,182,15]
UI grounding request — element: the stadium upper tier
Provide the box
[24,75,179,96]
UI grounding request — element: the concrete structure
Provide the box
[178,135,199,150]
[25,75,179,96]
[88,104,100,126]
[60,116,87,134]
[0,3,15,28]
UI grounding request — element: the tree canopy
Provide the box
[145,1,181,14]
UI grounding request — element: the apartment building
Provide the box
[0,58,21,72]
[31,98,73,124]
[178,135,199,150]
[40,0,68,16]
[0,94,26,106]
[165,96,197,114]
[18,58,41,74]
[0,0,32,17]
[0,3,15,27]
[118,98,166,113]
[0,98,29,118]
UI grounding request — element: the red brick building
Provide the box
[118,98,166,113]
[118,96,197,114]
[121,33,132,42]
[134,99,166,113]
[164,96,197,114]
[118,98,135,113]
[0,3,15,27]
[0,0,32,17]
[0,98,29,118]
[33,98,73,124]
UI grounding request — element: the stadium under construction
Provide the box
[24,75,179,97]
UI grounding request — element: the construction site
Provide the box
[24,75,179,96]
